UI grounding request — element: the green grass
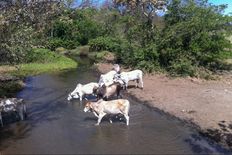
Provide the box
[11,48,77,77]
[13,61,76,77]
[217,51,232,60]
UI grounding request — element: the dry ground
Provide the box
[95,62,232,149]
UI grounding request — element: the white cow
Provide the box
[84,99,130,126]
[67,82,99,102]
[114,69,143,89]
[98,70,117,87]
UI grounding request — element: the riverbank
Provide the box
[0,48,77,98]
[95,62,232,150]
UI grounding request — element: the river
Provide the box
[0,59,231,154]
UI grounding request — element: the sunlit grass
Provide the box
[9,48,77,77]
[11,59,77,77]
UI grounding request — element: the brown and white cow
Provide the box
[84,99,130,126]
[96,82,123,101]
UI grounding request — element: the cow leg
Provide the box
[125,82,128,90]
[109,118,113,124]
[116,89,122,99]
[0,112,3,127]
[136,79,139,88]
[79,94,83,103]
[93,111,99,118]
[95,113,106,126]
[124,114,129,126]
[140,78,143,89]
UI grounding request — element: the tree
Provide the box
[159,0,232,74]
[0,0,63,64]
[113,0,167,23]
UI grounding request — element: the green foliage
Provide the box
[1,0,231,77]
[47,9,104,48]
[169,58,196,77]
[158,0,232,75]
[88,51,111,61]
[116,42,160,72]
[89,36,122,52]
[12,48,77,77]
[25,48,64,63]
[47,38,80,50]
[134,44,160,72]
[0,1,63,64]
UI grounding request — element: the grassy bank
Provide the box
[11,48,77,77]
[12,59,76,77]
[0,48,77,97]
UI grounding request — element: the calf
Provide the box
[84,99,130,125]
[67,82,99,102]
[114,69,143,89]
[96,82,123,101]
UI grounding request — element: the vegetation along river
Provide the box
[0,59,231,154]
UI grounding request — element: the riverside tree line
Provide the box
[0,0,231,77]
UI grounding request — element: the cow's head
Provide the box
[83,102,92,112]
[67,84,82,101]
[67,93,79,101]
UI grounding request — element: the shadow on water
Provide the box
[0,57,232,154]
[184,133,232,154]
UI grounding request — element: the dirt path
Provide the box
[95,62,232,149]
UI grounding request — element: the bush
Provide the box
[169,58,196,77]
[25,48,65,63]
[47,38,80,50]
[160,0,232,74]
[135,44,160,72]
[89,36,122,52]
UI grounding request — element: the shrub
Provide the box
[169,58,196,77]
[25,48,64,63]
[134,44,160,72]
[89,36,122,52]
[47,38,80,50]
[160,0,232,73]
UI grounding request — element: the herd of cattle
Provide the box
[67,64,144,126]
[0,64,143,127]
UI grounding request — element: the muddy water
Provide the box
[0,60,231,154]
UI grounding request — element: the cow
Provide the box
[96,82,123,101]
[0,98,26,127]
[67,82,99,102]
[114,69,143,90]
[83,99,130,126]
[98,70,117,87]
